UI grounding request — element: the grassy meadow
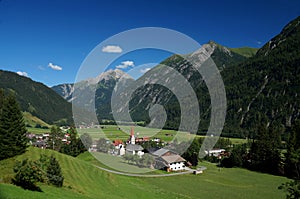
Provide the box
[25,124,248,145]
[78,125,248,145]
[0,147,289,199]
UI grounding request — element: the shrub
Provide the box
[12,159,43,191]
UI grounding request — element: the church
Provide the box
[125,127,144,157]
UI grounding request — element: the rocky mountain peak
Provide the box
[87,69,132,85]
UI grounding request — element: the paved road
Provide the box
[93,164,206,177]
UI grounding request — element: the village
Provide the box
[26,126,226,173]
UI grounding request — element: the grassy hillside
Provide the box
[0,147,288,198]
[229,47,258,57]
[0,147,182,199]
[23,112,51,128]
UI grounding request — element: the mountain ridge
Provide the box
[51,16,300,137]
[0,70,73,125]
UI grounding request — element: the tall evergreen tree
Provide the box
[47,155,64,187]
[250,124,282,175]
[48,126,63,151]
[0,89,4,110]
[60,127,86,157]
[182,138,201,166]
[80,133,93,150]
[285,120,300,178]
[0,94,28,160]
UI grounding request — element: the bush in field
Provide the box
[279,180,300,199]
[12,158,44,191]
[12,154,64,191]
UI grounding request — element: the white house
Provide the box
[119,145,125,156]
[152,148,187,172]
[157,155,186,172]
[126,144,144,157]
[205,149,225,157]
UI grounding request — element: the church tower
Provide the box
[130,126,135,144]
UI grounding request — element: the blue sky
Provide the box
[0,0,299,86]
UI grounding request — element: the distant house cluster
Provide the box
[90,126,188,172]
[26,126,72,149]
[27,133,49,149]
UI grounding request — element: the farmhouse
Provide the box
[205,149,225,157]
[151,148,187,172]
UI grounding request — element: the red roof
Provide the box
[113,139,123,146]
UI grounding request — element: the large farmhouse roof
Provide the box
[161,155,186,164]
[152,148,177,157]
[126,144,143,152]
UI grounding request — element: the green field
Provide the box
[25,125,247,145]
[78,125,180,142]
[78,125,247,145]
[26,127,51,134]
[0,147,289,199]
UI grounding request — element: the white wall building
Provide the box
[205,149,225,157]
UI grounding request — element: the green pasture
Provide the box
[0,147,288,199]
[78,125,247,145]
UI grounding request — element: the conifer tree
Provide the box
[47,155,64,187]
[48,126,63,151]
[285,120,300,178]
[59,127,87,157]
[0,93,28,160]
[250,124,282,174]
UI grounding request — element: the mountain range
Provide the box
[0,16,298,138]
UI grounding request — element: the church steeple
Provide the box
[130,126,135,144]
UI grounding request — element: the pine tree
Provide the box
[48,126,63,151]
[47,155,64,187]
[182,138,201,166]
[0,89,4,110]
[250,124,282,174]
[285,120,300,178]
[0,94,28,160]
[60,127,87,157]
[80,133,93,150]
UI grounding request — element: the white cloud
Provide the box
[257,41,262,45]
[16,71,29,77]
[48,62,62,71]
[140,68,151,74]
[116,60,134,69]
[102,45,122,53]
